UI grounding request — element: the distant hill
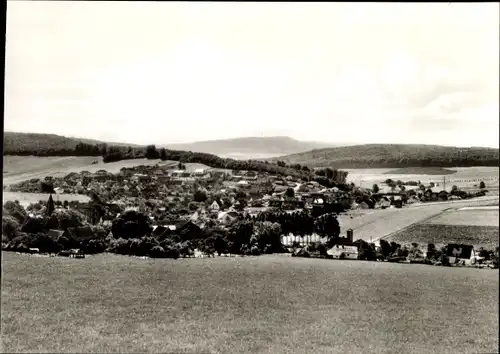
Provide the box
[162,136,340,159]
[268,144,500,169]
[3,132,142,155]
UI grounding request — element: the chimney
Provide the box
[346,228,353,242]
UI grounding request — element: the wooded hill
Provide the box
[269,144,500,168]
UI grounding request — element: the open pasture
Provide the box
[3,156,178,186]
[424,209,499,227]
[1,252,498,354]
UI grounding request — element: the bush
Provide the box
[149,245,166,258]
[357,240,376,261]
[2,216,20,240]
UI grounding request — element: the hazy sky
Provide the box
[5,2,499,147]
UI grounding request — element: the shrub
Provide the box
[149,245,166,258]
[2,216,20,240]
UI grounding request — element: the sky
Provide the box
[4,2,499,147]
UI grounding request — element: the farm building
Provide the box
[327,245,358,259]
[446,244,477,265]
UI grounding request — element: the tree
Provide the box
[145,145,159,159]
[378,239,392,259]
[451,185,459,194]
[285,187,295,198]
[46,194,55,216]
[159,148,167,161]
[2,216,20,240]
[372,184,379,193]
[429,182,435,188]
[3,201,28,224]
[111,210,152,239]
[479,181,486,189]
[193,190,208,203]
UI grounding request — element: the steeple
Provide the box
[46,193,55,216]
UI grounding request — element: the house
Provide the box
[269,197,284,208]
[131,174,151,182]
[217,211,239,225]
[446,244,476,265]
[327,245,359,259]
[209,201,221,213]
[63,226,96,245]
[47,229,65,239]
[312,197,324,205]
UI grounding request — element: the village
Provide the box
[3,162,497,268]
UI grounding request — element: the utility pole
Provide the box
[443,176,446,191]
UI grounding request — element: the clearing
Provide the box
[1,253,498,354]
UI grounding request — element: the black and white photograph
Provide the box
[2,2,499,353]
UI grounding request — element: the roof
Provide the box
[66,226,95,240]
[47,229,65,238]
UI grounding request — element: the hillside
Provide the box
[2,132,318,180]
[163,136,338,158]
[269,144,500,169]
[3,132,143,155]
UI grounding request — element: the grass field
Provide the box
[337,196,499,242]
[384,224,500,250]
[2,156,178,186]
[1,253,498,354]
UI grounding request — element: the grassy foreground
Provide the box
[1,253,498,354]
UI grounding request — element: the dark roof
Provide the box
[65,226,95,240]
[47,229,65,238]
[152,226,168,236]
[446,244,474,259]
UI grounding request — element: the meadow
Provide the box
[1,252,498,354]
[384,224,499,250]
[2,156,179,186]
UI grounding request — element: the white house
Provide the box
[209,201,221,212]
[327,245,359,259]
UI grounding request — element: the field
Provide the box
[384,224,499,250]
[1,253,498,354]
[346,166,499,193]
[383,167,457,175]
[2,156,179,186]
[384,207,500,249]
[336,196,499,242]
[425,208,499,227]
